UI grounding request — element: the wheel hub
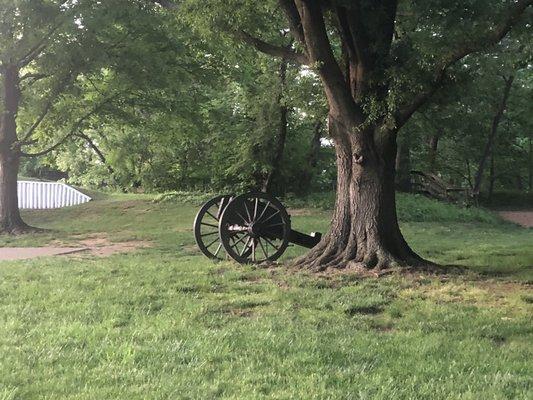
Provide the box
[248,222,262,238]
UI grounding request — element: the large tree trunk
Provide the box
[294,115,425,271]
[0,65,29,234]
[289,0,428,272]
[0,147,26,234]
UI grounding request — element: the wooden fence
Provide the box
[17,181,91,210]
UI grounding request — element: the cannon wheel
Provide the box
[193,194,233,260]
[219,192,291,264]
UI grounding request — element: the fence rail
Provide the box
[17,181,91,210]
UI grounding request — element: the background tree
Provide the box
[0,0,122,233]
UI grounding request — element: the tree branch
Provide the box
[21,96,117,158]
[395,0,532,128]
[278,0,306,47]
[238,30,308,64]
[21,99,55,143]
[19,73,49,83]
[294,0,361,121]
[18,22,63,68]
[20,71,77,142]
[74,132,114,174]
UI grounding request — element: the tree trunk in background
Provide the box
[488,148,495,202]
[308,121,322,169]
[263,58,288,193]
[421,113,443,173]
[395,133,411,192]
[428,132,440,173]
[299,120,323,192]
[0,65,29,234]
[528,135,533,192]
[473,75,514,197]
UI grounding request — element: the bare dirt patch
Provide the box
[1,233,152,262]
[498,211,533,228]
[0,247,88,261]
[70,233,152,257]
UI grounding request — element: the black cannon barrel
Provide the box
[288,230,322,249]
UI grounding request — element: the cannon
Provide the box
[193,192,322,264]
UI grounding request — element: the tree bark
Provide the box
[294,115,425,271]
[0,65,30,234]
[473,75,514,197]
[289,0,427,271]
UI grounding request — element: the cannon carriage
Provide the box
[193,192,321,264]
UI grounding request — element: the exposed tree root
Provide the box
[0,223,43,236]
[292,233,437,276]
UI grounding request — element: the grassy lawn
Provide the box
[0,194,532,399]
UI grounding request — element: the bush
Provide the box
[154,190,503,224]
[480,191,533,210]
[395,193,500,224]
[284,192,502,224]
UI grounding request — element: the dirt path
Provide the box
[498,211,533,228]
[1,234,152,262]
[0,247,88,261]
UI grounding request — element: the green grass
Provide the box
[0,193,532,399]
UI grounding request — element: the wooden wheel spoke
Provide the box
[257,201,271,221]
[258,238,268,259]
[231,234,248,248]
[244,201,252,222]
[205,237,220,249]
[252,240,256,262]
[206,210,218,221]
[263,236,280,252]
[260,209,280,224]
[253,198,259,220]
[201,231,218,237]
[201,222,218,228]
[213,243,222,256]
[236,211,248,224]
[240,236,252,256]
